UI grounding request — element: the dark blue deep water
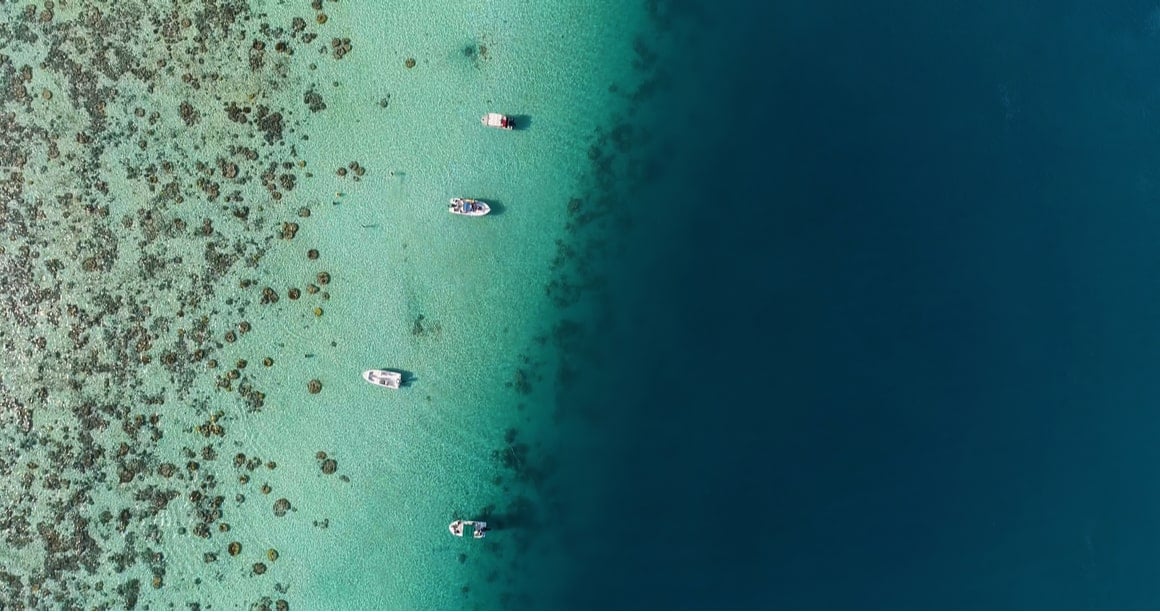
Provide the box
[535,1,1160,609]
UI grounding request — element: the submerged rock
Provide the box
[273,498,291,517]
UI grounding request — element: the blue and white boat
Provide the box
[449,519,488,539]
[448,198,490,217]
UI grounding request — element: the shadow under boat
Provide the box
[393,369,417,387]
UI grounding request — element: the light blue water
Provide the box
[0,0,650,609]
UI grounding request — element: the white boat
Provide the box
[448,198,490,217]
[449,519,488,539]
[481,112,515,130]
[362,369,402,389]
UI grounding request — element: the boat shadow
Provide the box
[476,505,536,532]
[510,115,532,131]
[393,369,418,387]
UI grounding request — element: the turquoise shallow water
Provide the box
[0,0,655,609]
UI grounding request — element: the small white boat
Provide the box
[448,198,490,217]
[362,369,402,389]
[449,519,488,539]
[481,112,515,130]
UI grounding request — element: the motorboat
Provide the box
[449,519,488,539]
[481,112,515,130]
[362,369,402,389]
[448,198,490,217]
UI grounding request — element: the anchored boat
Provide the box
[448,198,490,217]
[481,112,515,130]
[449,519,489,539]
[362,369,402,389]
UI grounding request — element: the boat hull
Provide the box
[449,519,488,538]
[448,198,491,217]
[481,113,514,129]
[362,369,402,389]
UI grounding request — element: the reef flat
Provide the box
[0,0,670,608]
[0,1,356,608]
